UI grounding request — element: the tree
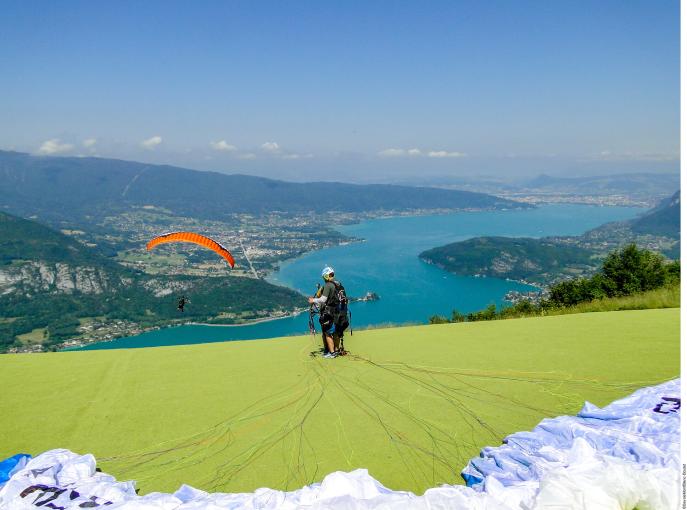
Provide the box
[467,303,497,321]
[601,244,668,296]
[450,310,466,322]
[548,274,605,307]
[508,300,537,316]
[665,260,681,285]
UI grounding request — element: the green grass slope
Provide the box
[0,308,679,495]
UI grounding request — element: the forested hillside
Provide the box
[0,212,303,352]
[420,237,594,284]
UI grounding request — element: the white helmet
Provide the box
[321,266,335,280]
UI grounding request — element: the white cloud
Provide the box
[83,138,97,148]
[379,147,464,158]
[141,136,163,149]
[238,153,257,160]
[210,140,237,152]
[378,148,411,157]
[592,150,678,162]
[427,150,466,158]
[37,139,74,155]
[261,141,280,152]
[282,153,314,160]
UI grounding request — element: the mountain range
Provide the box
[0,151,527,227]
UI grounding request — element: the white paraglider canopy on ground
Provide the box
[0,379,679,509]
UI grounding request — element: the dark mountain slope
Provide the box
[0,151,528,225]
[0,211,117,267]
[631,190,680,238]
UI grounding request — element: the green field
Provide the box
[16,327,47,345]
[0,308,679,495]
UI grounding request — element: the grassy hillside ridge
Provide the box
[431,285,679,325]
[0,308,678,495]
[557,285,679,314]
[0,211,304,352]
[0,151,528,227]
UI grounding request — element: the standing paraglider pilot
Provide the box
[308,266,349,358]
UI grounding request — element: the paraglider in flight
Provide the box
[177,296,188,312]
[146,232,236,268]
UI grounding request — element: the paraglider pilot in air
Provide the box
[178,296,188,313]
[308,266,349,358]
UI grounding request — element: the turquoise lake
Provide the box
[78,204,644,350]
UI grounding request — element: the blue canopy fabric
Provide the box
[0,454,31,487]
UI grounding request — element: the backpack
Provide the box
[327,280,348,310]
[324,280,349,328]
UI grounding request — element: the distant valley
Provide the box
[0,151,528,352]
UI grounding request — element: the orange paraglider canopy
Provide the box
[146,232,236,268]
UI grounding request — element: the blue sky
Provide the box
[0,1,679,182]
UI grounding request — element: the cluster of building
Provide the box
[90,208,356,278]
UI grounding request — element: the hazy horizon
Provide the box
[2,149,680,188]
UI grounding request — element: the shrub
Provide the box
[450,310,466,322]
[429,315,450,324]
[467,303,497,321]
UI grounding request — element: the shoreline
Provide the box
[69,207,545,351]
[187,310,307,328]
[60,309,310,350]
